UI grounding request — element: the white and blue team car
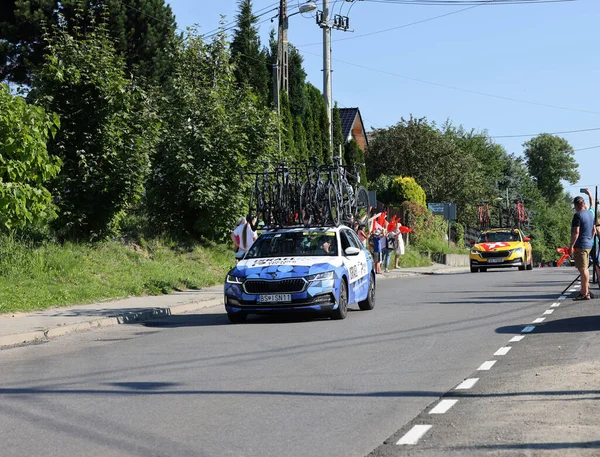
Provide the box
[224,225,376,323]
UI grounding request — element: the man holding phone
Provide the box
[570,190,597,300]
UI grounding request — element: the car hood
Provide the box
[231,256,343,279]
[473,241,524,252]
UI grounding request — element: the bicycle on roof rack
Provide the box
[245,158,369,229]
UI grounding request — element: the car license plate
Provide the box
[259,294,292,303]
[487,258,504,264]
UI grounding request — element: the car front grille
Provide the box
[481,250,512,258]
[244,279,307,294]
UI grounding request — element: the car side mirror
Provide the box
[234,251,246,260]
[524,237,531,242]
[469,240,475,245]
[345,247,361,256]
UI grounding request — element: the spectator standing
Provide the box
[370,229,385,274]
[570,196,596,300]
[356,223,368,247]
[394,225,405,269]
[235,214,258,255]
[230,216,246,252]
[383,230,396,273]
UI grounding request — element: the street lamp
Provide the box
[297,2,317,15]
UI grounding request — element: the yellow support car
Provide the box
[469,228,533,273]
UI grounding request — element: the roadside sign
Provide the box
[428,202,457,221]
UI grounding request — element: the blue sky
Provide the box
[167,0,599,195]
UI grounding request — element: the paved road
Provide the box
[0,267,585,457]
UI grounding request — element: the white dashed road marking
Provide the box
[396,425,432,445]
[456,378,479,390]
[477,361,496,371]
[533,317,546,324]
[429,399,458,415]
[543,309,554,315]
[568,288,577,292]
[558,296,567,300]
[494,347,511,356]
[551,302,560,307]
[522,326,536,333]
[510,335,525,342]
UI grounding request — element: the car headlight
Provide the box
[513,247,524,255]
[226,274,244,284]
[306,271,335,281]
[470,249,481,255]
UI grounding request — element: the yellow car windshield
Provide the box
[477,231,520,243]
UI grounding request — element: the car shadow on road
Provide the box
[452,441,600,451]
[139,310,341,328]
[496,314,600,334]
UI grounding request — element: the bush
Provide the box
[391,176,426,208]
[0,84,61,232]
[32,14,158,240]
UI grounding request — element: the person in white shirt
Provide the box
[234,214,257,254]
[230,216,246,252]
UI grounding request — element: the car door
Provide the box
[340,229,369,303]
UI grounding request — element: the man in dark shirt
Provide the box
[570,195,596,300]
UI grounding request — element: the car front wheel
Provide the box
[331,279,348,320]
[358,273,376,311]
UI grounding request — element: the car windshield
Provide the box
[477,231,520,243]
[245,231,338,258]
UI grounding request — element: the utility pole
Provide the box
[277,0,289,95]
[273,0,288,154]
[322,0,333,159]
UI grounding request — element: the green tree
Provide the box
[332,103,344,157]
[230,0,269,100]
[343,139,367,186]
[288,45,306,117]
[1,0,178,86]
[523,133,580,205]
[303,99,317,158]
[369,175,394,205]
[0,84,61,231]
[367,116,479,222]
[147,30,278,239]
[306,83,330,163]
[32,13,159,239]
[293,115,308,161]
[279,91,296,160]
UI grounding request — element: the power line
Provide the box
[490,127,600,139]
[574,144,600,152]
[296,0,574,47]
[200,1,280,38]
[296,1,489,47]
[361,0,574,4]
[298,49,600,115]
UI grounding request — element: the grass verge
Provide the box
[0,235,234,314]
[395,246,433,268]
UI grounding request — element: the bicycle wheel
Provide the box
[355,186,369,221]
[300,182,314,226]
[327,184,341,226]
[280,182,294,226]
[314,182,328,226]
[249,185,260,222]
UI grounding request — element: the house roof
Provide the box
[339,107,369,148]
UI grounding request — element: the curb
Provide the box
[0,296,223,349]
